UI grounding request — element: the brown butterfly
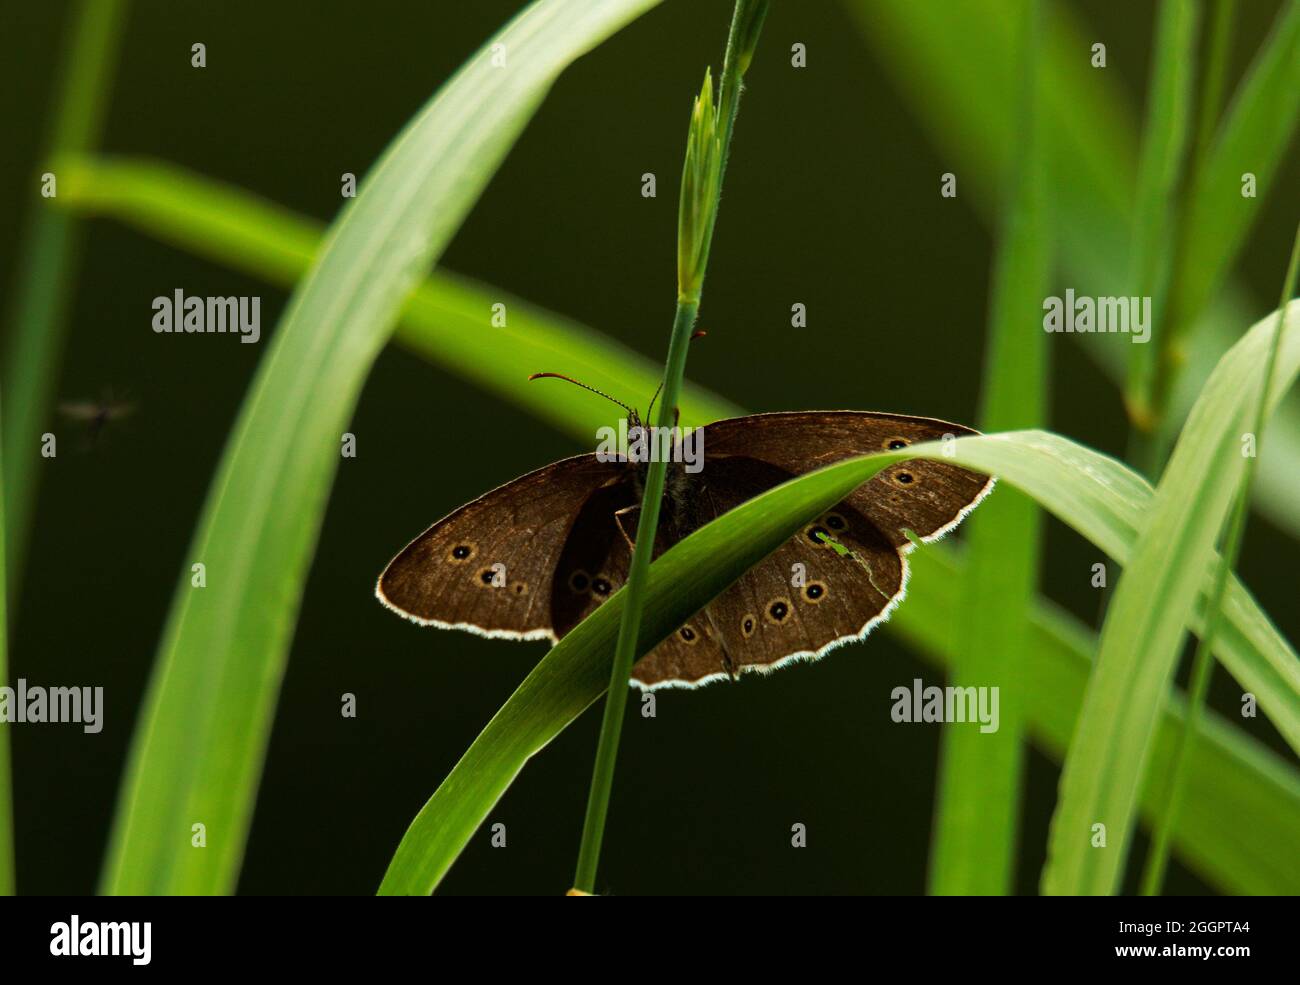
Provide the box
[376,377,993,690]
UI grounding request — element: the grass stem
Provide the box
[571,0,767,894]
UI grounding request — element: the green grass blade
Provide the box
[576,0,764,891]
[929,0,1048,895]
[848,0,1300,537]
[1142,222,1300,894]
[1042,298,1300,896]
[849,0,1133,297]
[0,390,13,895]
[379,448,916,894]
[54,156,739,438]
[99,0,659,896]
[1,0,128,587]
[899,547,1300,896]
[1160,1,1300,392]
[379,418,1299,894]
[1123,0,1198,434]
[906,429,1300,760]
[52,147,1300,550]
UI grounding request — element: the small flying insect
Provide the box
[58,391,136,450]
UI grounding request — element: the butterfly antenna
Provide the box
[645,380,664,423]
[645,330,706,422]
[528,373,634,416]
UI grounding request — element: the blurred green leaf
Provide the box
[1,0,128,589]
[1165,1,1300,363]
[1124,0,1198,427]
[1043,299,1300,896]
[929,0,1049,896]
[1140,223,1300,895]
[98,0,660,895]
[56,156,739,437]
[900,547,1300,897]
[848,0,1300,535]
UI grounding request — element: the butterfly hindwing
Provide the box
[376,454,623,639]
[548,482,734,687]
[628,456,908,688]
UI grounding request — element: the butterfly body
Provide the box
[377,411,992,689]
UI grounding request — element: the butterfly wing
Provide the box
[630,412,993,688]
[701,411,993,548]
[545,481,738,688]
[377,453,625,640]
[630,456,908,688]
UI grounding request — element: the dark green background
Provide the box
[2,0,1296,895]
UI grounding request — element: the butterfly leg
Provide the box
[699,607,738,680]
[613,505,639,553]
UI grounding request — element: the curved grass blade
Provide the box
[52,146,1300,548]
[100,0,660,896]
[1042,298,1300,896]
[54,156,738,437]
[1141,223,1300,894]
[380,414,1300,894]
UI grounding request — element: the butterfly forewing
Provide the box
[701,411,993,547]
[376,454,623,639]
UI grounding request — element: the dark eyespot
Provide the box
[824,513,847,531]
[592,577,612,597]
[741,615,756,638]
[568,570,591,594]
[807,525,832,546]
[449,544,474,562]
[886,437,910,450]
[766,599,791,624]
[479,568,497,586]
[512,582,527,595]
[804,581,827,603]
[679,626,697,643]
[894,471,915,485]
